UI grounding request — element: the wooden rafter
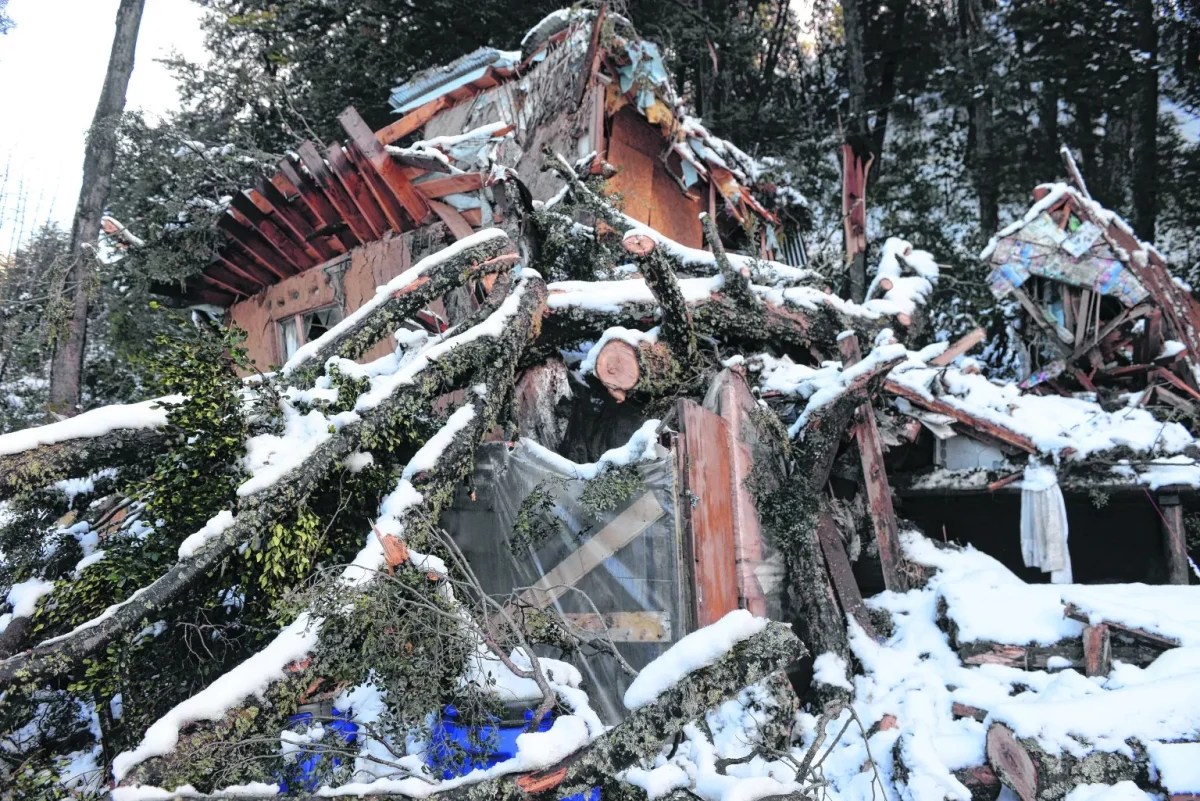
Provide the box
[229,192,316,272]
[414,172,487,199]
[276,158,357,251]
[339,106,431,228]
[250,184,338,262]
[321,141,388,241]
[216,212,295,280]
[374,95,449,145]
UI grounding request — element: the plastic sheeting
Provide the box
[441,441,686,724]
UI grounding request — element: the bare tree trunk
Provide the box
[47,0,145,416]
[961,0,998,234]
[842,0,871,303]
[1131,0,1158,241]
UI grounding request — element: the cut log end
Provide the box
[622,233,657,256]
[594,339,640,402]
[986,723,1037,801]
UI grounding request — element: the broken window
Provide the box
[280,306,344,361]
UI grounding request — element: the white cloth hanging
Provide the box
[1020,462,1072,584]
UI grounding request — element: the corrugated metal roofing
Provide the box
[389,47,509,114]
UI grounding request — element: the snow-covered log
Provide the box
[118,290,547,786]
[138,621,804,800]
[985,723,1151,801]
[281,228,517,382]
[0,276,549,685]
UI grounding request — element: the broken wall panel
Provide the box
[441,441,687,724]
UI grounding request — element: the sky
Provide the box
[0,0,207,254]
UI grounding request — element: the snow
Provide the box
[579,326,659,375]
[176,510,235,559]
[520,418,663,480]
[237,404,353,497]
[342,451,375,473]
[624,609,769,710]
[1059,584,1200,646]
[0,395,181,457]
[0,576,55,632]
[1064,783,1154,801]
[400,403,475,479]
[1148,741,1200,792]
[813,652,854,690]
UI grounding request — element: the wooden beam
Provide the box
[1157,492,1190,585]
[295,141,376,244]
[839,333,907,592]
[515,492,665,610]
[216,212,293,281]
[374,95,449,144]
[324,142,388,241]
[426,199,475,240]
[251,183,339,261]
[339,106,431,227]
[275,159,358,251]
[414,172,487,199]
[816,512,878,639]
[229,191,317,271]
[1082,624,1111,677]
[196,268,251,299]
[884,379,1039,455]
[215,253,272,292]
[1063,603,1181,648]
[930,327,985,367]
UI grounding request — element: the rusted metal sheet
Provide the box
[676,398,740,628]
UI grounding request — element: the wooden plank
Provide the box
[816,512,878,639]
[215,253,273,292]
[339,105,431,227]
[516,492,665,610]
[229,191,316,271]
[414,172,487,199]
[1154,367,1200,403]
[324,142,387,240]
[342,134,411,232]
[677,399,741,627]
[374,95,449,144]
[197,268,251,299]
[575,3,606,106]
[1011,284,1073,356]
[839,333,907,592]
[1157,493,1190,585]
[1063,603,1181,649]
[426,198,475,240]
[295,140,376,244]
[930,327,986,367]
[216,212,293,280]
[1082,624,1111,677]
[251,183,339,261]
[559,611,671,643]
[275,159,357,251]
[1074,289,1092,347]
[884,379,1039,454]
[390,150,454,174]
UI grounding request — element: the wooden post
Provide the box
[1082,624,1111,677]
[1157,492,1189,585]
[838,333,907,592]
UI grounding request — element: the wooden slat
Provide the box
[342,136,410,232]
[885,379,1039,454]
[251,182,338,261]
[930,327,985,367]
[515,492,665,610]
[816,512,878,638]
[215,253,273,292]
[390,150,454,174]
[258,178,343,257]
[414,172,487,199]
[677,399,741,627]
[840,334,907,592]
[1082,624,1111,677]
[197,268,252,299]
[276,159,357,251]
[426,198,475,240]
[1063,603,1181,649]
[229,191,316,271]
[1157,492,1190,585]
[216,212,293,280]
[375,95,449,144]
[339,106,431,226]
[296,140,378,243]
[323,142,387,240]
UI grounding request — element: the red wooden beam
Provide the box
[217,211,295,280]
[296,140,380,243]
[215,253,273,292]
[426,198,474,240]
[322,141,387,241]
[414,172,487,199]
[276,159,358,251]
[374,95,449,145]
[250,183,337,262]
[885,379,1040,454]
[229,191,317,271]
[256,177,344,257]
[840,334,907,592]
[339,106,431,228]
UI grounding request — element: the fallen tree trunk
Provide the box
[0,426,166,500]
[985,723,1150,801]
[0,277,547,685]
[592,338,680,402]
[121,302,544,786]
[138,623,805,800]
[282,228,516,382]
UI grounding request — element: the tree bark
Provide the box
[47,0,146,416]
[841,0,872,303]
[0,278,547,684]
[0,427,165,501]
[986,723,1150,801]
[1131,0,1158,241]
[960,0,998,234]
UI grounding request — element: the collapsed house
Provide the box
[1,9,1199,801]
